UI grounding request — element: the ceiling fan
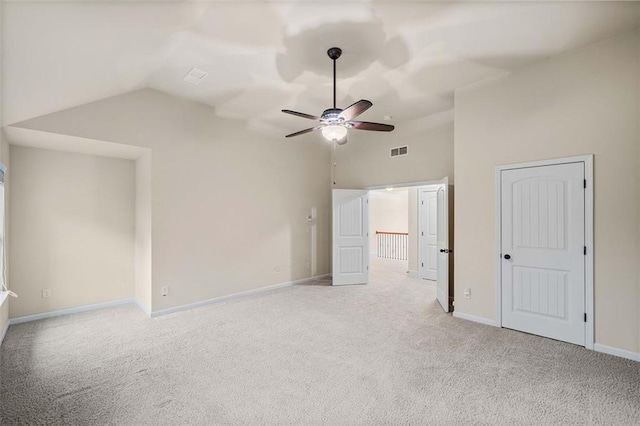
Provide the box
[282,47,395,145]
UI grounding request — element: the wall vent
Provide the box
[390,145,408,158]
[183,68,209,85]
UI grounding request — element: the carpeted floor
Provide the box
[1,258,639,425]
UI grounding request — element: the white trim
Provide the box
[583,156,594,350]
[1,274,331,327]
[0,292,8,346]
[594,344,640,362]
[0,321,9,346]
[365,178,446,191]
[453,311,498,327]
[9,298,139,325]
[133,298,151,317]
[0,291,9,308]
[150,274,331,318]
[494,167,503,329]
[406,270,419,278]
[495,155,594,350]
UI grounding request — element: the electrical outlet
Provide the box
[42,289,52,299]
[464,288,471,299]
[161,286,169,297]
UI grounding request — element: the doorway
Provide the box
[332,178,452,313]
[495,156,594,348]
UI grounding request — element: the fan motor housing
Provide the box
[327,47,342,60]
[321,108,344,124]
[321,108,342,118]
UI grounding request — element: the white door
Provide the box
[332,189,369,286]
[419,190,438,280]
[436,183,450,312]
[501,163,585,345]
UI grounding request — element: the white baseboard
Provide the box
[3,274,332,325]
[0,321,9,346]
[594,343,640,362]
[452,311,498,327]
[150,273,331,318]
[9,298,138,325]
[406,270,418,278]
[133,298,151,317]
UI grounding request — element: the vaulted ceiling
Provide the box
[3,1,639,135]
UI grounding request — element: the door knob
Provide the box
[440,249,445,253]
[504,254,511,260]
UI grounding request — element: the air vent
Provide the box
[183,68,209,85]
[390,145,408,158]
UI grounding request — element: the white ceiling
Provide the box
[3,1,639,135]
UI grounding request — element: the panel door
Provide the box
[332,189,369,286]
[501,163,585,345]
[420,190,438,281]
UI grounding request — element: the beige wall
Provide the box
[8,146,136,317]
[638,32,640,356]
[0,140,9,339]
[334,120,454,189]
[369,191,409,259]
[455,31,640,353]
[12,89,332,312]
[0,0,9,340]
[135,152,152,313]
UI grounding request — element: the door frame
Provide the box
[494,155,594,349]
[365,179,449,279]
[366,178,446,191]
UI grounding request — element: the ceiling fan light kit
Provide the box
[282,47,394,145]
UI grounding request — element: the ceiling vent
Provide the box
[390,145,408,158]
[183,68,209,85]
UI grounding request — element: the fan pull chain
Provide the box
[332,142,337,186]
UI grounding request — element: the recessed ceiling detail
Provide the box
[3,2,639,129]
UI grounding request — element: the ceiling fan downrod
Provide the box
[327,47,342,109]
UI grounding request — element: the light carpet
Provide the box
[1,258,639,425]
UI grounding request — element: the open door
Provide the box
[436,182,450,312]
[332,189,369,286]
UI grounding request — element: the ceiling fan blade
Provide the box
[282,109,320,120]
[350,121,395,132]
[339,99,373,121]
[285,126,323,138]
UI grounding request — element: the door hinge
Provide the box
[584,246,587,255]
[421,262,424,267]
[584,313,587,322]
[421,232,424,236]
[583,179,586,189]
